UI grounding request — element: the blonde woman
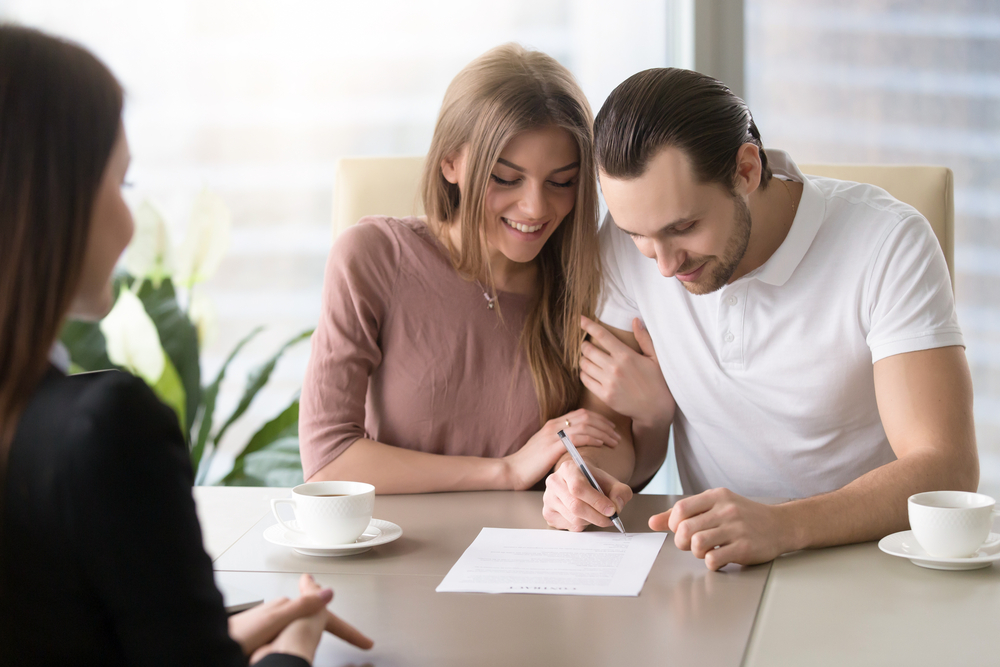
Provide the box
[300,44,624,493]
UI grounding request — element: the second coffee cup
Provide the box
[271,481,375,545]
[908,490,1000,558]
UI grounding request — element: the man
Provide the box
[542,68,978,571]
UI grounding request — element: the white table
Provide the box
[194,487,1000,666]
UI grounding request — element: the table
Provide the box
[194,487,1000,666]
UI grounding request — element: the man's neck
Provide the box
[731,178,802,282]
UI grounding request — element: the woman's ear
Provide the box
[440,145,468,186]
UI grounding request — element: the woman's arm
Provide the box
[66,372,317,667]
[310,407,621,494]
[301,221,620,493]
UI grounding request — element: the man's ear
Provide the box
[733,143,762,196]
[440,146,468,186]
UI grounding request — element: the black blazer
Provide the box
[0,367,307,667]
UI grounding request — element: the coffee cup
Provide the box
[271,481,375,545]
[908,491,1000,558]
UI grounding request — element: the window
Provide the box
[747,0,1000,497]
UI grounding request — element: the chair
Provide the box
[331,156,955,285]
[799,164,955,286]
[332,156,425,238]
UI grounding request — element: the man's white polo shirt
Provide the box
[598,150,964,498]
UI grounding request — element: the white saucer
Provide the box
[263,519,402,557]
[878,530,1000,570]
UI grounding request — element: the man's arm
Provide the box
[787,344,978,547]
[542,317,674,531]
[653,346,978,570]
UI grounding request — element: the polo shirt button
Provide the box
[727,296,737,306]
[725,331,735,342]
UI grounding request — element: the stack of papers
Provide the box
[436,528,666,596]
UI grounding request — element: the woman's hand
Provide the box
[230,574,373,665]
[502,408,620,490]
[580,316,675,429]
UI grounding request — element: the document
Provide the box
[436,528,666,596]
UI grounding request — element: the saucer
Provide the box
[878,530,1000,570]
[263,519,402,557]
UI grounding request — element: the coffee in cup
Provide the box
[908,491,1000,558]
[271,481,375,545]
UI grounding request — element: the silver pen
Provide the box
[557,430,626,534]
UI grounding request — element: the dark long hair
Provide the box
[0,25,123,510]
[594,68,773,192]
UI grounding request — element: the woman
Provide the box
[300,44,619,493]
[0,25,370,665]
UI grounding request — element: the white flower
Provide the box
[100,288,165,384]
[188,289,218,347]
[124,200,172,286]
[174,188,231,287]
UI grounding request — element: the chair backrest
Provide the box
[331,157,955,285]
[332,156,425,238]
[798,164,954,285]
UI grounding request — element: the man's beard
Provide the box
[680,196,752,295]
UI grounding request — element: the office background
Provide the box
[2,0,996,497]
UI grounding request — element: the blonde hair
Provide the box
[421,43,601,423]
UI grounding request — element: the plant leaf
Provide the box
[221,398,299,484]
[188,288,218,348]
[124,200,172,287]
[59,275,131,373]
[138,278,201,436]
[190,325,263,480]
[151,352,187,431]
[60,320,115,371]
[174,188,231,287]
[224,436,304,487]
[100,288,165,384]
[210,328,313,455]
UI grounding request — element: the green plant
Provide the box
[60,192,310,486]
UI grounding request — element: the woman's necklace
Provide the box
[474,279,496,310]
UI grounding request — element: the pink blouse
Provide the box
[299,216,541,480]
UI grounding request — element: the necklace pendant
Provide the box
[488,299,495,309]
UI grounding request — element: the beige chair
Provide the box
[332,156,955,285]
[332,156,425,238]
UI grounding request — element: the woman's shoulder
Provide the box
[17,368,184,469]
[335,215,436,260]
[327,216,451,294]
[56,367,167,419]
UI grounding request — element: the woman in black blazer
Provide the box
[0,25,371,666]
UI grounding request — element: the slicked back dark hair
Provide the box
[594,68,772,192]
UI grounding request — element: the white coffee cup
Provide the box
[908,491,1000,558]
[271,481,375,545]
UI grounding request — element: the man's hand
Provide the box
[649,488,795,571]
[580,315,674,428]
[543,459,632,531]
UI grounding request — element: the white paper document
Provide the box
[436,528,666,596]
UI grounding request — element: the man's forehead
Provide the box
[602,148,699,202]
[600,147,699,193]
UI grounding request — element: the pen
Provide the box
[557,429,626,535]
